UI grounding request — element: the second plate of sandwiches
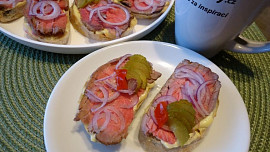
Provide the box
[0,0,174,53]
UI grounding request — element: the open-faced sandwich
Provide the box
[112,0,170,18]
[23,0,70,44]
[70,0,137,41]
[74,54,161,145]
[0,0,26,22]
[139,59,221,152]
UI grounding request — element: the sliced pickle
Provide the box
[124,61,151,78]
[133,69,147,89]
[168,118,189,146]
[168,109,195,130]
[167,100,196,145]
[168,112,193,132]
[168,100,196,116]
[129,54,152,72]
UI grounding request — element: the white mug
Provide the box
[175,0,270,58]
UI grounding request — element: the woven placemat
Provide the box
[0,6,269,152]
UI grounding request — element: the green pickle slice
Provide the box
[167,100,196,146]
[129,54,152,72]
[168,118,190,146]
[122,54,152,91]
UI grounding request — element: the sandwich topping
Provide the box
[74,54,161,145]
[25,0,68,35]
[141,59,221,147]
[77,0,134,38]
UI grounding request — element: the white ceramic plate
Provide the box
[0,1,174,54]
[44,41,250,152]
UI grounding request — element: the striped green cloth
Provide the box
[0,6,269,152]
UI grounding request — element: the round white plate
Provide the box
[44,41,250,152]
[0,1,174,54]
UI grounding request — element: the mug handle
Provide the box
[225,36,270,53]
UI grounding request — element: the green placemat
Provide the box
[0,7,269,152]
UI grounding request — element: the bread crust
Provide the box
[23,13,70,44]
[69,3,137,41]
[0,0,26,23]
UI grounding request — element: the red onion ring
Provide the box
[196,80,216,114]
[87,86,109,112]
[183,81,206,117]
[31,1,61,20]
[106,106,125,132]
[141,114,150,134]
[96,4,130,26]
[94,72,116,84]
[149,107,157,124]
[115,54,131,69]
[175,67,205,84]
[92,110,111,133]
[92,106,126,133]
[134,0,153,11]
[153,95,177,107]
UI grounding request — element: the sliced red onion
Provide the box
[196,80,216,113]
[117,89,134,95]
[31,1,61,20]
[106,106,125,132]
[141,114,150,134]
[94,72,116,84]
[88,86,109,112]
[104,79,117,90]
[92,109,111,133]
[149,107,157,125]
[88,7,99,21]
[153,95,177,107]
[183,81,206,117]
[175,67,205,84]
[97,4,130,26]
[120,94,139,109]
[115,54,131,69]
[86,86,108,103]
[92,106,125,133]
[134,0,153,11]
